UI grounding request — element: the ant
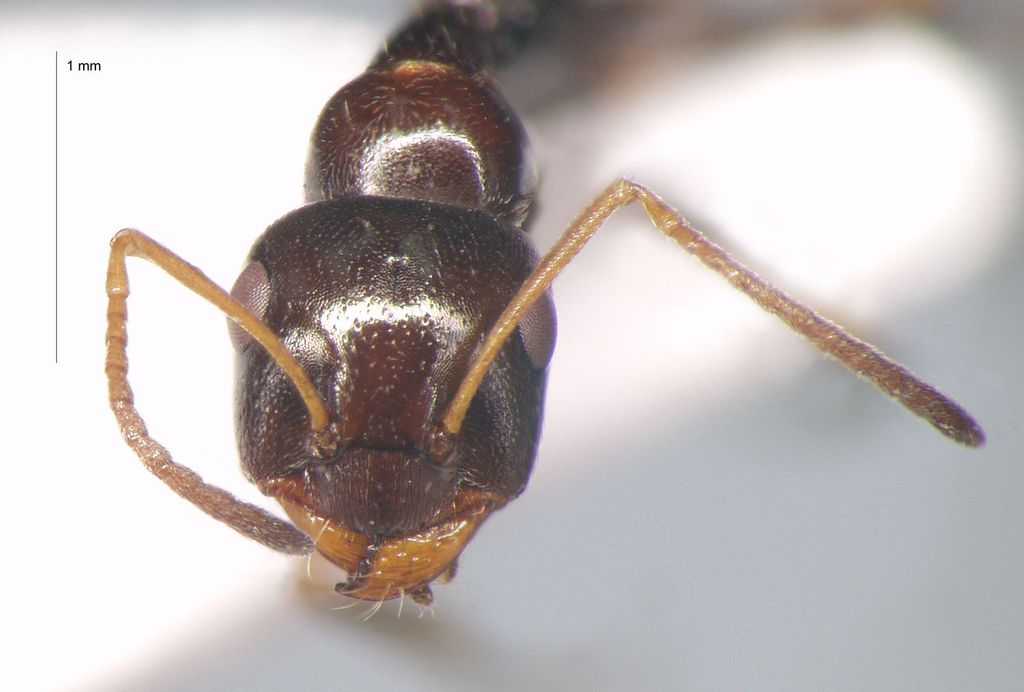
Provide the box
[105,2,984,607]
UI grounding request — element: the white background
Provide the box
[3,1,1022,690]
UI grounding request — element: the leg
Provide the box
[105,229,320,555]
[442,179,983,447]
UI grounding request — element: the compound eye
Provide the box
[518,290,557,370]
[228,261,271,350]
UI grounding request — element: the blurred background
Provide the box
[3,1,1021,689]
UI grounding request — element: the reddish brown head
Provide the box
[230,197,554,601]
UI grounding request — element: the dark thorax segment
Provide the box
[302,3,548,227]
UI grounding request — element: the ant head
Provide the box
[231,196,554,542]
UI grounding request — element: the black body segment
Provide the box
[303,4,543,224]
